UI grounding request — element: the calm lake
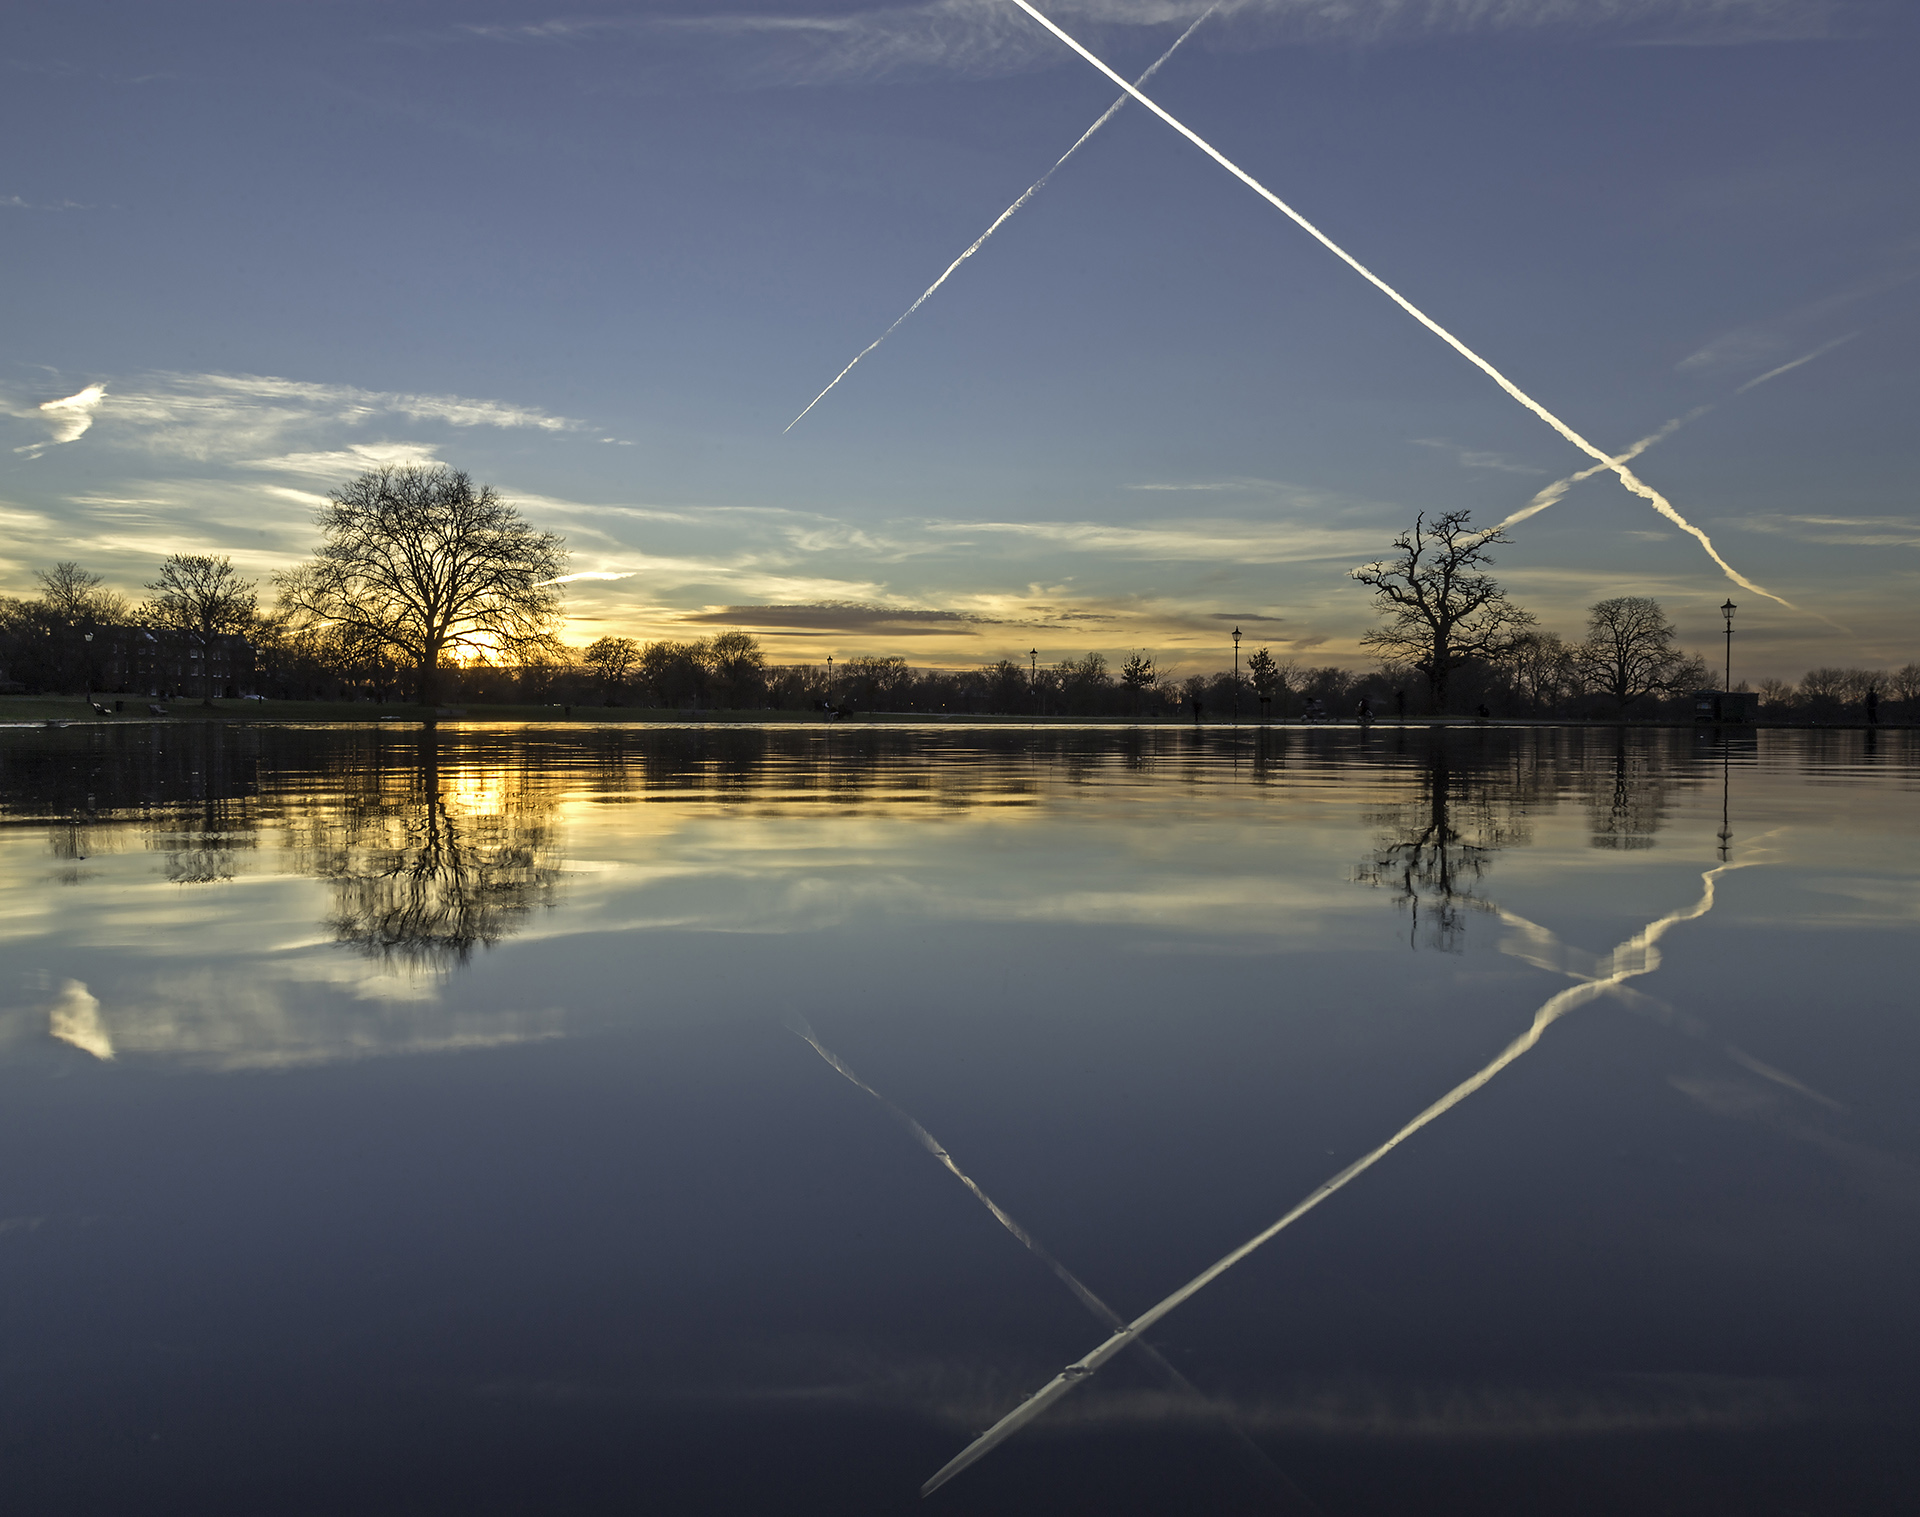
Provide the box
[3,721,1917,1514]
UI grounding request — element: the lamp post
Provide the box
[1721,599,1736,690]
[1029,648,1038,717]
[1231,626,1241,722]
[825,654,833,708]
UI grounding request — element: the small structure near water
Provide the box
[1693,689,1751,723]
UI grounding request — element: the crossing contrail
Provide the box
[1498,334,1858,531]
[1492,889,1844,1114]
[1002,0,1794,611]
[783,7,1217,434]
[1496,410,1708,531]
[921,859,1748,1495]
[785,1013,1324,1513]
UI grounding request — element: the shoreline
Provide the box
[0,695,1906,734]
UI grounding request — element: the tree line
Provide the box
[4,471,1912,721]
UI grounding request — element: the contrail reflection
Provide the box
[784,8,1216,434]
[1494,895,1844,1114]
[787,1014,1320,1512]
[1003,0,1792,610]
[922,862,1747,1495]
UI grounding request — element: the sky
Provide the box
[4,0,1917,682]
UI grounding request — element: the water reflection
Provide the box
[926,858,1750,1494]
[282,734,565,968]
[1354,745,1534,951]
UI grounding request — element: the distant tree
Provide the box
[984,658,1028,713]
[1573,597,1697,713]
[1056,651,1111,714]
[708,630,766,707]
[144,554,258,702]
[843,654,911,710]
[1756,676,1797,713]
[1120,651,1157,716]
[1243,646,1283,715]
[639,639,711,707]
[1797,666,1880,717]
[1504,630,1579,714]
[36,561,126,625]
[276,465,567,706]
[583,636,642,703]
[1890,663,1920,709]
[1352,511,1534,713]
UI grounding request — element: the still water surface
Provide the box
[3,722,1917,1513]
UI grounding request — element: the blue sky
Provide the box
[4,0,1916,680]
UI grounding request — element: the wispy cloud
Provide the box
[1124,475,1292,492]
[1412,437,1548,475]
[450,2,1866,86]
[932,517,1387,563]
[1729,514,1920,548]
[4,371,586,465]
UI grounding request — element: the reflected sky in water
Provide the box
[2,723,1918,1514]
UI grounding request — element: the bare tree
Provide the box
[1505,630,1580,714]
[583,636,642,703]
[1890,663,1920,710]
[276,466,567,706]
[144,554,258,702]
[1352,511,1534,713]
[1574,597,1697,713]
[37,561,126,624]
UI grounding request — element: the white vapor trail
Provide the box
[783,7,1217,434]
[1497,334,1858,531]
[786,1011,1322,1512]
[1003,0,1794,611]
[1735,332,1858,395]
[921,859,1749,1496]
[1496,409,1708,531]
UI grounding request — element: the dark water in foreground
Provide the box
[3,721,1917,1515]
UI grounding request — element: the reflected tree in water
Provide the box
[1586,733,1672,851]
[285,734,565,969]
[1355,743,1536,951]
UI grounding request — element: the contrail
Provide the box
[1498,334,1858,531]
[1735,331,1858,394]
[1496,410,1708,531]
[921,860,1748,1495]
[785,1013,1323,1513]
[783,7,1217,434]
[1002,0,1793,611]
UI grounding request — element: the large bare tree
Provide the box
[277,465,567,706]
[1575,597,1703,712]
[1352,511,1534,713]
[144,554,259,702]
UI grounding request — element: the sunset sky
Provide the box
[4,0,1916,682]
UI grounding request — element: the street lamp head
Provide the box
[1232,627,1241,642]
[1721,599,1737,623]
